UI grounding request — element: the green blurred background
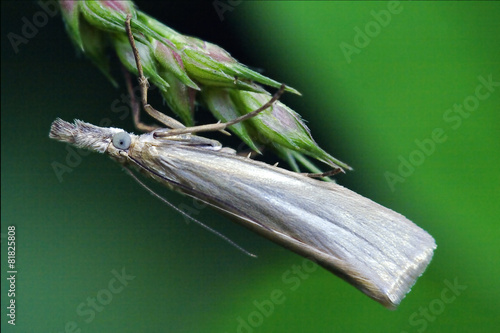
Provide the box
[2,1,499,332]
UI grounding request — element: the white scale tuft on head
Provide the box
[49,119,125,153]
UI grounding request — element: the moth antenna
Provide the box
[122,167,257,258]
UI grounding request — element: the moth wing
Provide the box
[138,144,436,308]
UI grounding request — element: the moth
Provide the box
[48,15,436,309]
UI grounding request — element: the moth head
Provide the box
[49,119,124,153]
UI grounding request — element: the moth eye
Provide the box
[112,132,131,150]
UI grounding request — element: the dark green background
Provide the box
[2,1,499,332]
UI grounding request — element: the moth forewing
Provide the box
[49,119,436,309]
[139,141,435,308]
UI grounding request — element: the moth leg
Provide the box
[302,168,343,178]
[122,66,157,132]
[125,14,185,130]
[156,84,286,137]
[125,14,285,137]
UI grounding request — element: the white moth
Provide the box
[49,118,436,309]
